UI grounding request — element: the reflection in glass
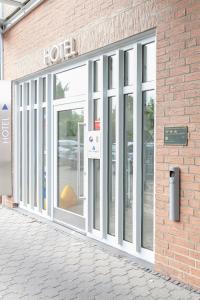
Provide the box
[94,60,100,92]
[124,49,134,86]
[54,65,87,100]
[93,159,100,230]
[20,111,22,201]
[123,94,134,243]
[34,109,37,207]
[34,80,37,104]
[57,109,84,216]
[94,99,100,131]
[108,55,116,89]
[79,124,84,198]
[142,90,154,251]
[43,77,46,102]
[27,110,30,204]
[26,83,30,106]
[108,97,116,236]
[19,85,22,107]
[143,42,156,82]
[42,108,47,210]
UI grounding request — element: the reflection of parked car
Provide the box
[58,139,84,169]
[144,142,154,180]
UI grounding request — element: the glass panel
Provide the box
[143,42,156,83]
[94,99,100,131]
[34,80,37,104]
[0,3,17,20]
[27,110,29,204]
[142,90,155,251]
[94,60,100,92]
[19,85,22,107]
[124,49,134,86]
[79,124,84,198]
[42,108,47,210]
[34,109,37,207]
[93,159,100,230]
[123,94,134,243]
[57,109,84,215]
[19,111,22,201]
[108,97,116,236]
[43,77,46,102]
[54,65,87,100]
[26,83,30,106]
[108,55,116,89]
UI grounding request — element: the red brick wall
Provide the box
[3,0,200,290]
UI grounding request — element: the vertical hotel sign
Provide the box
[0,81,12,195]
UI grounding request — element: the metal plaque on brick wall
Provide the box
[164,126,188,145]
[0,81,12,195]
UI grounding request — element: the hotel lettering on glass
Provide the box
[0,81,12,195]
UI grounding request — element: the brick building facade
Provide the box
[2,0,200,290]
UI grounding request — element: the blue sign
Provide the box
[2,104,8,111]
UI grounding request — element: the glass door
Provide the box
[54,102,86,231]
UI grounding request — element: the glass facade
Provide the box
[123,94,134,243]
[54,65,87,99]
[142,90,155,251]
[57,109,84,215]
[42,108,46,210]
[124,49,134,86]
[108,56,116,90]
[94,60,100,92]
[108,97,116,236]
[34,109,37,207]
[16,38,155,260]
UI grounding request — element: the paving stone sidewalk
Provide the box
[0,208,199,300]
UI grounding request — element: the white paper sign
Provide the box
[88,131,101,159]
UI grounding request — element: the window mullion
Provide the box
[37,78,43,212]
[29,80,35,209]
[133,43,142,252]
[115,50,124,245]
[46,74,52,216]
[87,60,93,232]
[100,55,108,238]
[22,82,27,207]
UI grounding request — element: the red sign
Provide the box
[94,120,100,130]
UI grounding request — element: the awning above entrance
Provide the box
[0,0,27,23]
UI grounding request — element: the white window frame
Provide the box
[13,30,155,264]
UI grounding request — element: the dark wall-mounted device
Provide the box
[169,167,180,222]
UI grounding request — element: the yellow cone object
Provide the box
[60,185,77,209]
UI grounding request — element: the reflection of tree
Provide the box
[144,97,154,143]
[55,79,70,99]
[144,96,154,179]
[59,110,84,140]
[126,95,133,142]
[56,81,64,99]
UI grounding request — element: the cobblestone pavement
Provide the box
[0,208,199,300]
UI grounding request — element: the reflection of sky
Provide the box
[56,65,87,97]
[143,43,156,82]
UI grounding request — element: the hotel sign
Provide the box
[44,38,77,65]
[0,81,12,195]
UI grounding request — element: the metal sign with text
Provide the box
[164,126,188,146]
[0,81,12,195]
